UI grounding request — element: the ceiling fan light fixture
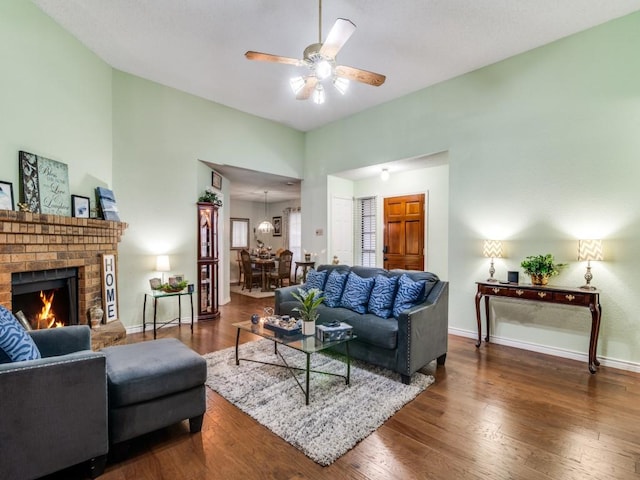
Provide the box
[333,76,349,95]
[289,76,306,95]
[315,59,332,80]
[312,84,325,105]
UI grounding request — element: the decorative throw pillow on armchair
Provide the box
[0,305,41,362]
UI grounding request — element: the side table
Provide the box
[294,261,315,284]
[143,290,194,339]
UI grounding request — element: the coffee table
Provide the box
[233,320,355,405]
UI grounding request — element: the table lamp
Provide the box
[156,255,171,284]
[578,239,603,290]
[483,240,503,283]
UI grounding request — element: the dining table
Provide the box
[252,257,276,291]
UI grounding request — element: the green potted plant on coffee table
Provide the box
[291,288,324,336]
[521,254,566,285]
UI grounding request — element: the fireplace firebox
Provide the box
[11,268,78,329]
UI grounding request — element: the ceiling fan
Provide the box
[244,0,386,104]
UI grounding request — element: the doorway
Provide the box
[383,194,425,270]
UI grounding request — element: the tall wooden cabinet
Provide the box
[197,202,220,321]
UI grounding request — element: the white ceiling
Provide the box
[34,0,640,134]
[32,1,640,202]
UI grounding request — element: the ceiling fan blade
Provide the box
[319,18,356,59]
[245,51,301,66]
[296,76,318,100]
[335,65,386,87]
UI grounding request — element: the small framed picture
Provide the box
[149,278,162,290]
[71,195,90,218]
[173,274,185,283]
[272,216,282,236]
[0,181,15,211]
[212,171,222,190]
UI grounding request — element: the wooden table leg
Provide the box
[475,291,483,347]
[484,296,490,343]
[588,301,602,373]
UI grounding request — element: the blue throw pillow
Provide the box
[340,272,375,314]
[323,270,349,307]
[0,305,41,362]
[304,269,327,291]
[392,274,426,318]
[368,275,399,319]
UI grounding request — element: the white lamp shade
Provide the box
[482,240,503,258]
[257,220,274,233]
[578,239,603,261]
[156,255,171,272]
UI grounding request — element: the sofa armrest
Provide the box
[274,285,301,315]
[396,281,449,376]
[29,324,91,357]
[0,351,108,479]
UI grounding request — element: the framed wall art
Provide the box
[0,181,14,211]
[71,195,90,218]
[96,187,120,221]
[272,216,282,236]
[212,171,222,190]
[19,151,71,216]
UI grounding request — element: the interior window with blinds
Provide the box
[356,196,376,267]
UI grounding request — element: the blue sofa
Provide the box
[275,265,449,384]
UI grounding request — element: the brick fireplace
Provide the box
[0,210,127,348]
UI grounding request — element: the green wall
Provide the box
[0,0,113,198]
[305,12,640,367]
[111,71,305,327]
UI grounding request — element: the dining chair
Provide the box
[240,249,261,292]
[268,249,293,289]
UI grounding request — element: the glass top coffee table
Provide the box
[233,320,355,405]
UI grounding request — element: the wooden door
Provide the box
[383,194,425,270]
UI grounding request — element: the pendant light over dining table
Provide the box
[257,191,274,233]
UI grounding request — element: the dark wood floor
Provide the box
[47,293,640,480]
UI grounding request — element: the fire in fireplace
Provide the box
[11,268,78,329]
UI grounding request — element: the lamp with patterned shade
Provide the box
[578,239,603,290]
[483,240,503,283]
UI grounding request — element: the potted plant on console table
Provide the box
[291,288,324,336]
[521,253,566,286]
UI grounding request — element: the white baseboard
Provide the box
[448,327,640,374]
[125,318,196,336]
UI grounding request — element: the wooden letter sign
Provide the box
[101,254,119,322]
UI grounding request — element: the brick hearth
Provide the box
[0,210,128,349]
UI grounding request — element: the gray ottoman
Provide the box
[101,338,206,444]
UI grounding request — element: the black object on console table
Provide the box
[474,282,602,374]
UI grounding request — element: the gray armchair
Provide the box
[0,325,108,480]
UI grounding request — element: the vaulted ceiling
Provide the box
[34,1,640,133]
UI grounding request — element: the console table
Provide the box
[143,290,194,339]
[474,282,602,373]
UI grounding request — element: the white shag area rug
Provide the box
[203,339,434,466]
